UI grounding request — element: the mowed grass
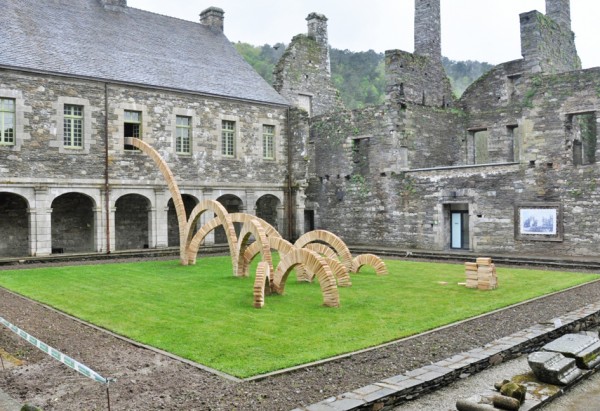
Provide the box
[0,257,596,378]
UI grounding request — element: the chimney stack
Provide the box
[200,7,225,33]
[306,13,328,46]
[414,0,441,61]
[99,0,126,9]
[545,0,571,31]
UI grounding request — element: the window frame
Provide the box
[63,104,84,149]
[176,115,192,155]
[0,98,15,146]
[50,96,92,154]
[124,109,142,151]
[221,120,235,158]
[262,124,275,159]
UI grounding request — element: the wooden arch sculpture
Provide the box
[125,137,188,262]
[272,248,340,307]
[184,199,238,267]
[352,254,389,276]
[124,138,386,309]
[294,230,353,271]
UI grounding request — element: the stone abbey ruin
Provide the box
[1,0,599,259]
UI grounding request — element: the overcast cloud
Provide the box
[127,0,600,68]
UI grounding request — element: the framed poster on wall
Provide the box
[514,203,563,242]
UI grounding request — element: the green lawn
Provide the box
[0,257,596,378]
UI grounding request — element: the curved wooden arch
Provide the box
[185,199,238,268]
[272,248,339,307]
[296,243,341,282]
[186,217,222,264]
[230,213,281,239]
[305,243,338,259]
[352,253,388,276]
[243,235,294,266]
[294,230,353,271]
[236,217,272,278]
[126,137,188,262]
[253,261,271,308]
[324,257,352,287]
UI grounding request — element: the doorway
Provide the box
[444,203,470,250]
[451,211,469,249]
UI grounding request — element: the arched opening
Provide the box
[0,192,29,257]
[214,194,243,244]
[51,193,95,254]
[256,194,281,233]
[167,194,198,247]
[115,194,151,250]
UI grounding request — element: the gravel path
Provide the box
[0,260,599,411]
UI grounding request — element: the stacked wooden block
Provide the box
[465,262,479,288]
[464,257,498,290]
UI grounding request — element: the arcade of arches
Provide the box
[0,190,285,258]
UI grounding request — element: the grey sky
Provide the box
[127,1,600,68]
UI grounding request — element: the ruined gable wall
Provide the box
[385,50,454,108]
[273,34,343,117]
[520,10,580,75]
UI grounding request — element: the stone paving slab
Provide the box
[0,389,20,411]
[293,300,600,411]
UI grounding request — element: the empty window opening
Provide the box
[124,110,141,150]
[468,129,489,164]
[570,112,597,165]
[507,125,520,162]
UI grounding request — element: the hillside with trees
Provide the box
[235,42,493,109]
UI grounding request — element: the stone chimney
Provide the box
[545,0,571,31]
[200,7,225,32]
[306,13,328,46]
[99,0,126,9]
[414,0,441,61]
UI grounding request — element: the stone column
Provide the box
[148,205,157,248]
[294,187,307,240]
[154,188,169,248]
[93,206,104,253]
[276,205,285,235]
[108,204,116,253]
[202,188,215,245]
[32,186,52,256]
[245,189,256,216]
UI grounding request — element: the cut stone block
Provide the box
[528,351,582,385]
[542,333,600,369]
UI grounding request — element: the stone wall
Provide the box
[0,69,290,256]
[273,16,344,117]
[520,10,580,75]
[385,50,454,108]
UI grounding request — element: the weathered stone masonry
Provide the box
[0,0,295,257]
[2,0,600,259]
[301,0,600,257]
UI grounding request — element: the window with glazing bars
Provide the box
[221,120,235,157]
[263,124,275,159]
[0,98,15,145]
[124,110,141,150]
[176,116,191,154]
[63,105,83,148]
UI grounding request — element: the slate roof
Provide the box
[0,0,289,106]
